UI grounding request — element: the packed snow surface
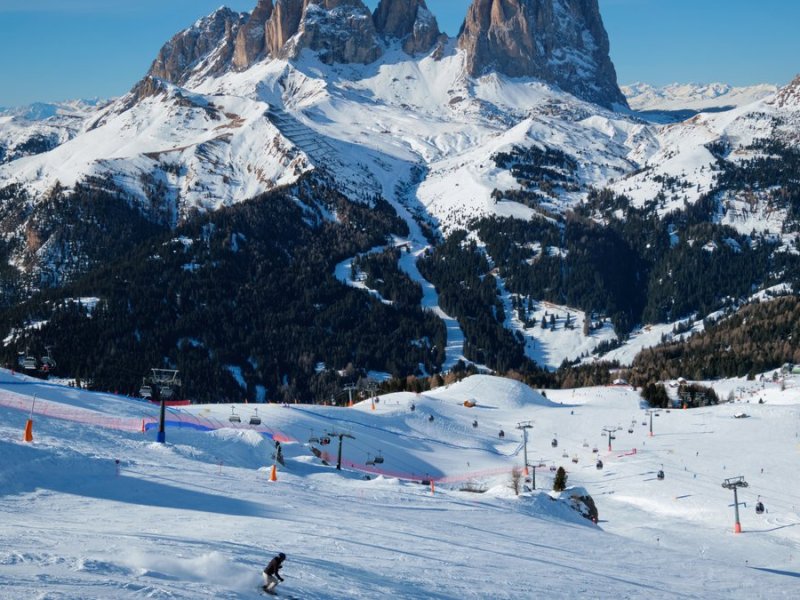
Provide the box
[1,368,799,598]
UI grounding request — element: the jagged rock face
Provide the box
[267,0,305,57]
[373,0,441,55]
[233,0,274,70]
[458,0,627,108]
[774,75,800,109]
[294,0,383,64]
[148,8,246,85]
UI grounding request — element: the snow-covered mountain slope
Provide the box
[623,82,779,113]
[610,85,800,244]
[0,43,651,232]
[0,77,307,221]
[2,369,799,598]
[0,99,106,165]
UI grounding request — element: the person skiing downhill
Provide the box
[262,552,286,594]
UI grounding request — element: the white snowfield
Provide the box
[1,368,798,599]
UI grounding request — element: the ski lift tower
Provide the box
[645,409,661,437]
[326,430,355,470]
[516,421,533,478]
[722,476,749,534]
[150,369,181,444]
[602,426,621,452]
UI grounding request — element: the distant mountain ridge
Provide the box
[622,81,779,113]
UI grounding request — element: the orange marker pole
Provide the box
[23,394,36,442]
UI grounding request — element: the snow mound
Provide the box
[426,374,554,409]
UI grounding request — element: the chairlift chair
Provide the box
[372,451,385,465]
[755,496,765,514]
[582,440,589,448]
[571,456,579,464]
[592,447,599,453]
[139,380,153,399]
[160,386,175,400]
[628,427,634,434]
[249,408,261,426]
[562,451,569,458]
[229,407,241,423]
[551,438,558,448]
[596,459,604,470]
[23,355,38,370]
[657,469,665,480]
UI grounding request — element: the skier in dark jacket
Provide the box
[262,552,286,593]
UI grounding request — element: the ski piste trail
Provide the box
[1,367,799,598]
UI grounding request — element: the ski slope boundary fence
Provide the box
[0,389,291,441]
[2,389,561,486]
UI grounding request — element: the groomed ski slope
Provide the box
[1,368,798,598]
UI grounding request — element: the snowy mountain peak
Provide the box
[286,0,383,65]
[457,0,627,109]
[773,74,800,109]
[147,6,246,85]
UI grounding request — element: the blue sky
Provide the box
[0,0,798,107]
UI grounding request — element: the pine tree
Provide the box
[553,466,568,491]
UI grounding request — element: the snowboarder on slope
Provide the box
[263,552,286,593]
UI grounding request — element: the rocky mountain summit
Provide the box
[373,0,442,55]
[146,0,621,107]
[151,0,438,83]
[284,0,383,65]
[773,74,800,109]
[148,7,246,86]
[458,0,626,108]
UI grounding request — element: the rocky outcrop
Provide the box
[291,0,383,64]
[233,0,274,70]
[267,0,305,57]
[148,8,246,85]
[774,75,800,109]
[373,0,441,55]
[457,0,627,109]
